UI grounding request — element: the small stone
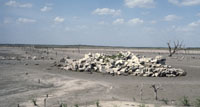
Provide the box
[32,56,37,60]
[57,64,63,67]
[178,71,187,76]
[154,72,160,77]
[117,71,121,75]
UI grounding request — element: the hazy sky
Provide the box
[1,0,200,47]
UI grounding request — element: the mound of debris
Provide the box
[60,52,186,77]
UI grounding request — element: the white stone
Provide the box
[32,56,37,60]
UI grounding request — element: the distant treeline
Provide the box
[0,44,200,50]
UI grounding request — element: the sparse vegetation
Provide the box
[32,98,37,106]
[74,104,79,107]
[161,98,169,105]
[59,103,67,107]
[194,97,200,107]
[106,53,124,59]
[132,97,136,101]
[138,104,146,107]
[96,101,100,107]
[180,96,190,106]
[113,105,120,107]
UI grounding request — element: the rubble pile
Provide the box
[60,52,186,77]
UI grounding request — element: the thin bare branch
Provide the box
[167,40,183,57]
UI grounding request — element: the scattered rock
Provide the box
[32,56,37,60]
[10,57,16,60]
[46,68,52,70]
[57,64,63,67]
[0,56,5,60]
[26,56,32,60]
[59,56,70,62]
[60,58,66,63]
[50,57,54,60]
[40,56,45,60]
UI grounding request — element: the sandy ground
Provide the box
[0,46,200,107]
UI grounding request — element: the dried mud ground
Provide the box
[0,46,200,107]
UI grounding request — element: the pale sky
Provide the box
[1,0,200,47]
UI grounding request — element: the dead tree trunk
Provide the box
[77,45,80,53]
[140,83,143,101]
[151,84,162,100]
[44,94,48,107]
[44,98,46,107]
[167,41,182,57]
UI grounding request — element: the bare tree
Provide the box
[77,45,80,53]
[150,84,162,100]
[167,40,183,57]
[44,94,48,107]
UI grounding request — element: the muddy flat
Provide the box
[0,46,200,107]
